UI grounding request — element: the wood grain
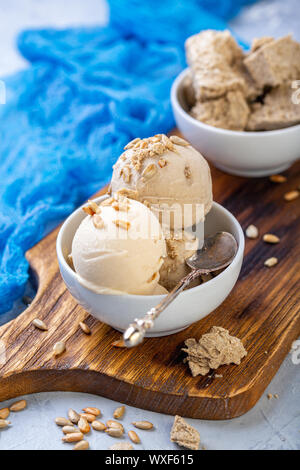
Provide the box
[0,160,299,419]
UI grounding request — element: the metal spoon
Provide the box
[123,231,238,348]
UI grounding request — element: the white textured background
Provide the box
[0,0,299,450]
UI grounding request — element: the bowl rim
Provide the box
[171,68,300,137]
[56,197,245,300]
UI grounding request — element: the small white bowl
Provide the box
[56,196,244,337]
[171,68,300,177]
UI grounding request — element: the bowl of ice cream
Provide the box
[171,31,300,177]
[57,134,244,337]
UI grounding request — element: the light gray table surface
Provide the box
[0,0,299,451]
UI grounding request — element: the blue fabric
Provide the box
[0,0,255,314]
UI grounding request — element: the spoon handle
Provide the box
[123,269,201,347]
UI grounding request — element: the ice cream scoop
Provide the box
[71,197,166,295]
[110,134,212,231]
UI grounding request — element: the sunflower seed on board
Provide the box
[68,409,80,424]
[113,406,125,420]
[263,234,280,244]
[106,420,124,432]
[62,426,78,434]
[55,417,73,427]
[73,440,89,451]
[245,224,259,239]
[32,318,48,331]
[53,341,66,357]
[62,432,84,443]
[80,413,97,423]
[128,430,140,444]
[78,417,90,434]
[132,421,153,430]
[91,421,106,431]
[0,408,10,420]
[284,190,299,201]
[0,419,11,429]
[105,427,124,438]
[82,407,100,417]
[10,400,27,412]
[264,257,278,267]
[79,322,91,335]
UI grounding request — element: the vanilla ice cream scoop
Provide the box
[72,197,166,295]
[110,134,212,231]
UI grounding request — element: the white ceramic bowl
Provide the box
[56,197,244,337]
[171,68,300,177]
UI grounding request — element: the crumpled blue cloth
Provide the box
[0,0,254,314]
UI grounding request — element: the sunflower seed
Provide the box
[124,138,141,150]
[169,135,189,146]
[0,419,11,429]
[68,409,80,424]
[113,219,131,230]
[73,440,89,451]
[284,190,299,201]
[132,421,153,430]
[109,442,133,450]
[264,257,278,267]
[128,430,140,444]
[106,420,124,432]
[245,224,259,239]
[158,158,167,168]
[78,417,90,434]
[82,407,100,417]
[0,408,10,420]
[32,318,48,331]
[93,214,105,229]
[62,426,78,434]
[269,174,287,183]
[263,234,280,244]
[79,322,91,335]
[53,341,66,357]
[105,427,124,438]
[10,400,27,412]
[112,339,126,348]
[55,417,73,427]
[62,432,84,443]
[142,163,157,179]
[80,413,96,423]
[113,406,125,420]
[92,420,106,431]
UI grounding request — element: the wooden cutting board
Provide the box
[0,161,299,419]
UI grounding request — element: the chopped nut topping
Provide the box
[142,163,158,179]
[107,183,112,195]
[124,137,140,150]
[116,188,139,200]
[82,200,101,216]
[269,174,287,183]
[169,135,190,146]
[263,233,280,244]
[158,158,167,168]
[113,219,131,230]
[284,190,299,201]
[170,416,200,450]
[264,257,278,267]
[93,214,105,229]
[183,326,247,377]
[184,165,192,179]
[101,197,114,206]
[121,165,131,183]
[245,224,259,239]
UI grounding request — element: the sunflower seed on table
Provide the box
[79,322,91,335]
[53,341,66,356]
[263,234,280,244]
[132,421,153,430]
[0,408,10,419]
[264,257,278,267]
[78,417,90,434]
[80,413,96,423]
[269,174,287,183]
[55,417,73,427]
[73,440,89,451]
[82,407,100,417]
[245,224,259,239]
[62,426,78,434]
[284,190,299,201]
[68,409,80,424]
[32,318,48,331]
[62,432,84,443]
[9,399,27,412]
[106,420,124,432]
[128,430,140,444]
[105,427,124,438]
[0,419,11,429]
[92,420,106,431]
[111,339,126,348]
[113,405,125,419]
